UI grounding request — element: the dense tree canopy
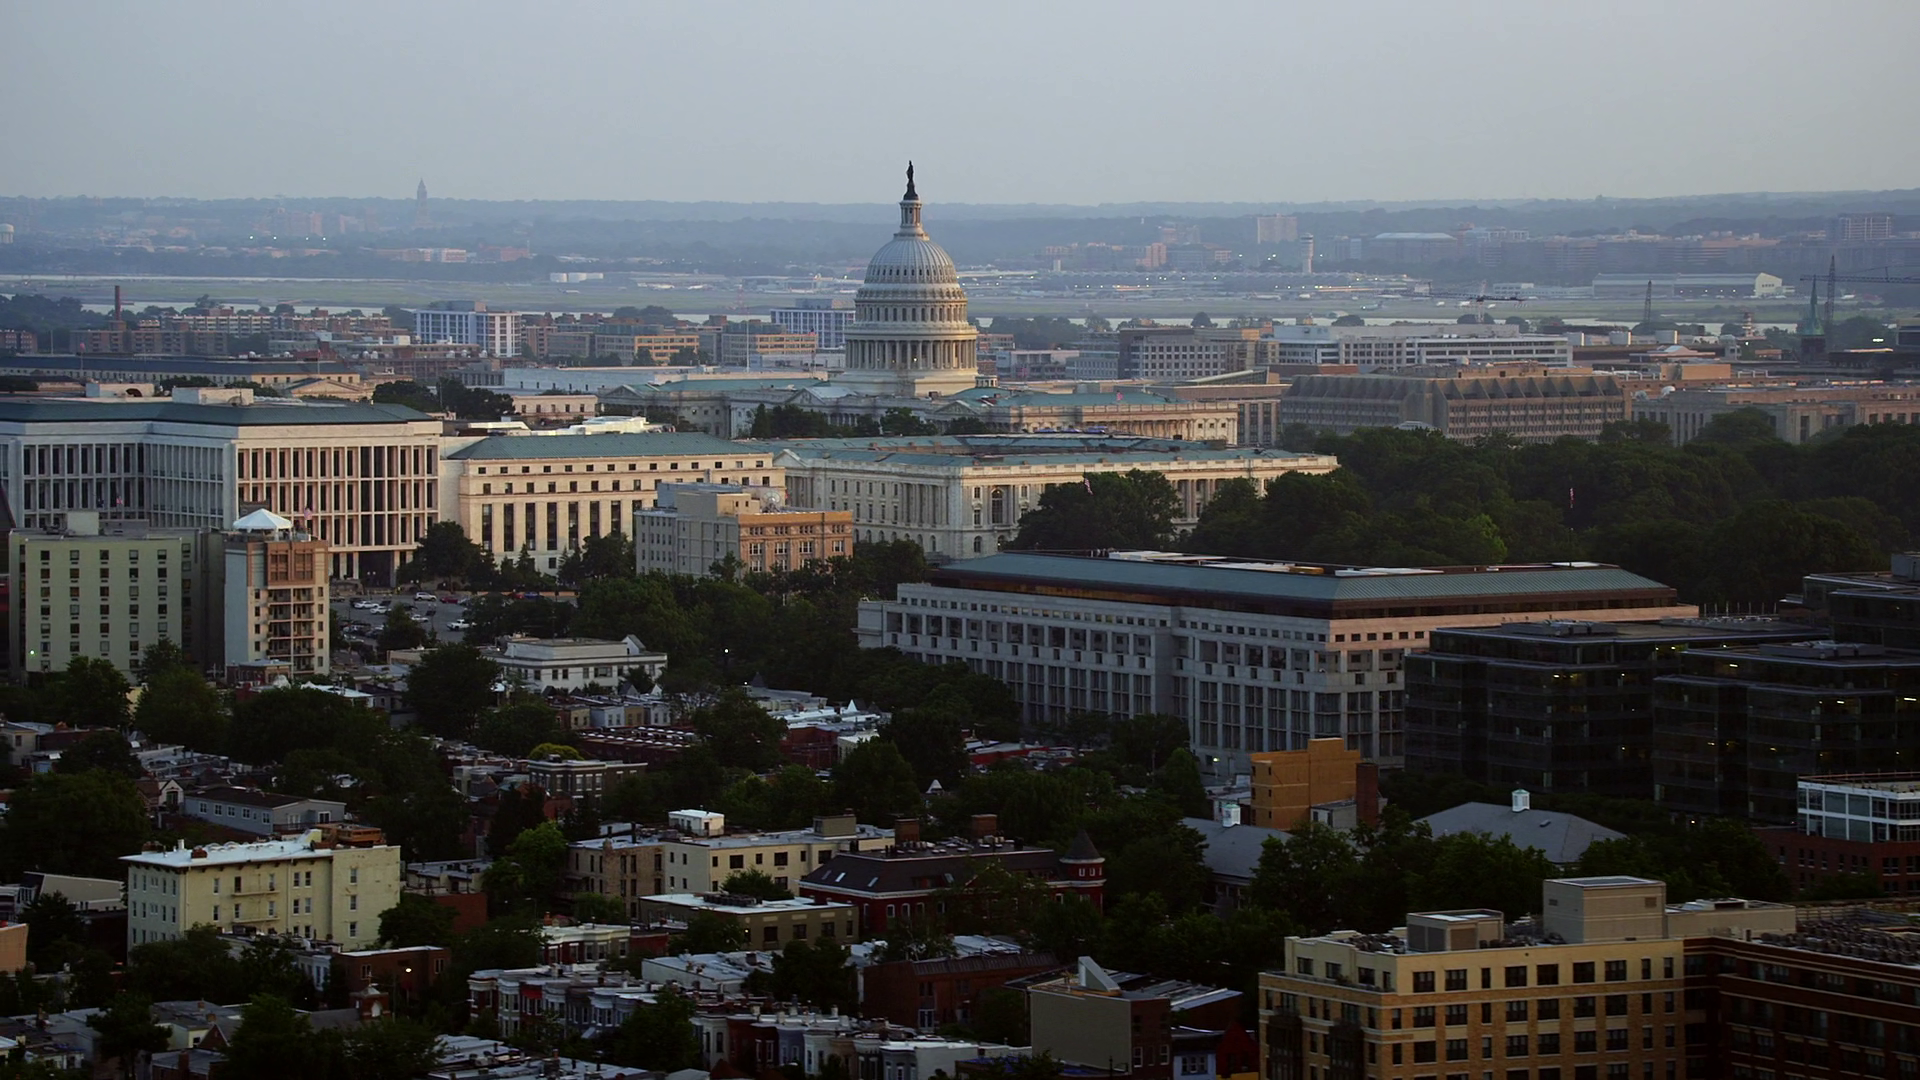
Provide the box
[1012,469,1182,552]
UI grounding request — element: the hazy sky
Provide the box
[5,0,1917,206]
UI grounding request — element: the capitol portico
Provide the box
[830,163,981,400]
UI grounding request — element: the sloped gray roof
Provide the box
[1417,802,1624,866]
[1181,817,1289,884]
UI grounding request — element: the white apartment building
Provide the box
[769,300,854,351]
[856,552,1695,777]
[122,830,401,950]
[774,435,1338,560]
[410,303,522,357]
[0,389,444,583]
[438,431,783,573]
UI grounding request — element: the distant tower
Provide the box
[1301,235,1315,275]
[1641,280,1655,326]
[414,179,429,229]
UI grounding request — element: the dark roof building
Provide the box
[1406,617,1819,800]
[1416,795,1624,866]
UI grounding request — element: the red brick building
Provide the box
[797,817,1104,936]
[1756,773,1920,896]
[861,950,1062,1028]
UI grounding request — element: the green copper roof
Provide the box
[0,397,431,426]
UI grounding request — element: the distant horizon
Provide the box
[5,1,1916,205]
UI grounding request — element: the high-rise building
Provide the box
[769,298,854,351]
[8,512,211,680]
[1256,214,1300,245]
[1405,618,1818,801]
[222,509,329,678]
[1652,641,1920,824]
[1829,213,1894,242]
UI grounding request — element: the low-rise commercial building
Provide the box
[1028,957,1242,1080]
[1260,876,1794,1080]
[122,827,400,950]
[858,552,1695,776]
[776,435,1337,560]
[1756,773,1920,895]
[1278,364,1629,443]
[178,786,348,838]
[634,483,852,577]
[1246,738,1376,831]
[637,892,859,947]
[490,636,666,694]
[1632,382,1920,445]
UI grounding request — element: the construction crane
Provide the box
[1796,259,1920,357]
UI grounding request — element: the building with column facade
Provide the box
[775,435,1336,560]
[439,432,781,574]
[1278,364,1631,443]
[856,551,1695,778]
[0,390,443,583]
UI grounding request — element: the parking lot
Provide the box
[332,590,473,656]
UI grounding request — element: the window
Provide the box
[730,854,745,869]
[1574,1032,1596,1054]
[349,867,358,884]
[1605,1031,1628,1052]
[1605,960,1627,982]
[1414,1007,1436,1028]
[1537,1034,1560,1055]
[1507,1000,1529,1022]
[1537,999,1560,1020]
[1573,962,1595,984]
[1414,971,1435,993]
[1415,1043,1437,1064]
[1507,1036,1529,1058]
[1605,995,1627,1017]
[1445,1005,1468,1026]
[1445,969,1468,991]
[1506,965,1529,988]
[1575,997,1596,1018]
[1446,1039,1468,1062]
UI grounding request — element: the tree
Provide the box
[341,1017,443,1080]
[482,821,568,916]
[1151,748,1210,819]
[691,688,785,770]
[50,656,132,729]
[1407,833,1557,918]
[1331,313,1367,326]
[89,992,168,1080]
[1190,312,1214,328]
[228,687,386,765]
[672,911,747,954]
[719,869,792,900]
[53,728,142,778]
[410,522,487,583]
[475,701,561,758]
[527,742,581,761]
[833,739,924,825]
[378,894,456,948]
[136,639,195,681]
[378,603,429,653]
[1011,469,1181,552]
[405,644,501,740]
[133,667,228,751]
[1109,713,1189,776]
[599,991,699,1071]
[371,380,439,413]
[0,769,149,879]
[222,995,332,1080]
[570,892,631,924]
[21,893,86,968]
[755,939,857,1013]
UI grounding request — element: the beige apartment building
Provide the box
[1260,876,1793,1080]
[658,811,890,895]
[122,827,401,951]
[634,484,853,577]
[9,511,211,680]
[222,509,329,678]
[439,431,782,574]
[568,833,668,918]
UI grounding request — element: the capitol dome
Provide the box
[837,164,979,398]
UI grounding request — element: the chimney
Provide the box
[970,813,999,840]
[893,818,921,846]
[1512,789,1531,813]
[1355,762,1380,827]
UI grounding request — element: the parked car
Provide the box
[447,619,471,631]
[414,591,437,602]
[439,593,460,604]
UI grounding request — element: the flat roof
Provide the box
[123,835,385,869]
[641,893,854,911]
[0,397,431,426]
[924,552,1675,609]
[2,355,354,375]
[1435,617,1817,644]
[446,432,770,460]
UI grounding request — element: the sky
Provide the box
[4,0,1917,207]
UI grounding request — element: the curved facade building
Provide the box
[835,165,980,398]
